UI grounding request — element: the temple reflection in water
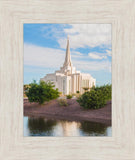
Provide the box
[24,117,111,136]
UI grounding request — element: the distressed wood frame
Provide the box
[0,0,135,159]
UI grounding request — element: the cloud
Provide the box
[106,50,112,56]
[24,43,111,72]
[73,60,111,72]
[24,43,65,69]
[88,52,107,59]
[72,51,83,56]
[58,24,111,49]
[41,24,67,40]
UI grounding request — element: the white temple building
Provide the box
[40,37,96,95]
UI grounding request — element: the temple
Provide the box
[40,37,96,95]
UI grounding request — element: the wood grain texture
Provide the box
[0,0,135,159]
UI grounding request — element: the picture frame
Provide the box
[0,0,135,159]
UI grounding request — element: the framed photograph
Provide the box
[0,0,135,159]
[23,23,112,137]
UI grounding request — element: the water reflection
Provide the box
[80,121,107,135]
[24,117,112,136]
[28,118,57,136]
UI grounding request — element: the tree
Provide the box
[23,84,30,97]
[24,84,30,92]
[26,80,59,105]
[77,84,111,109]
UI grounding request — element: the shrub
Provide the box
[66,94,72,99]
[26,80,59,105]
[77,84,111,109]
[24,84,30,92]
[23,84,30,97]
[76,91,80,94]
[57,99,68,106]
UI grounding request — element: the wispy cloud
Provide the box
[88,52,107,59]
[41,24,67,40]
[106,49,112,56]
[24,43,65,69]
[58,24,111,49]
[40,24,111,49]
[73,60,111,72]
[24,43,111,72]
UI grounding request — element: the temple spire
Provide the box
[63,36,72,67]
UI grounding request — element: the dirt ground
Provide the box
[24,99,111,126]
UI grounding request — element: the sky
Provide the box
[24,24,112,86]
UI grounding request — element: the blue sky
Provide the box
[24,24,112,86]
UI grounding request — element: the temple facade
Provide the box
[40,37,96,95]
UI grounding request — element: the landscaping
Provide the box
[77,84,111,109]
[25,80,59,105]
[24,83,111,125]
[24,82,111,109]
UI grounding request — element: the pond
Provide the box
[24,117,112,136]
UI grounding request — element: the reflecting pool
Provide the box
[24,117,112,136]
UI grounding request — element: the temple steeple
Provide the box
[63,36,72,67]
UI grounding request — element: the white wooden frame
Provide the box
[0,0,135,159]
